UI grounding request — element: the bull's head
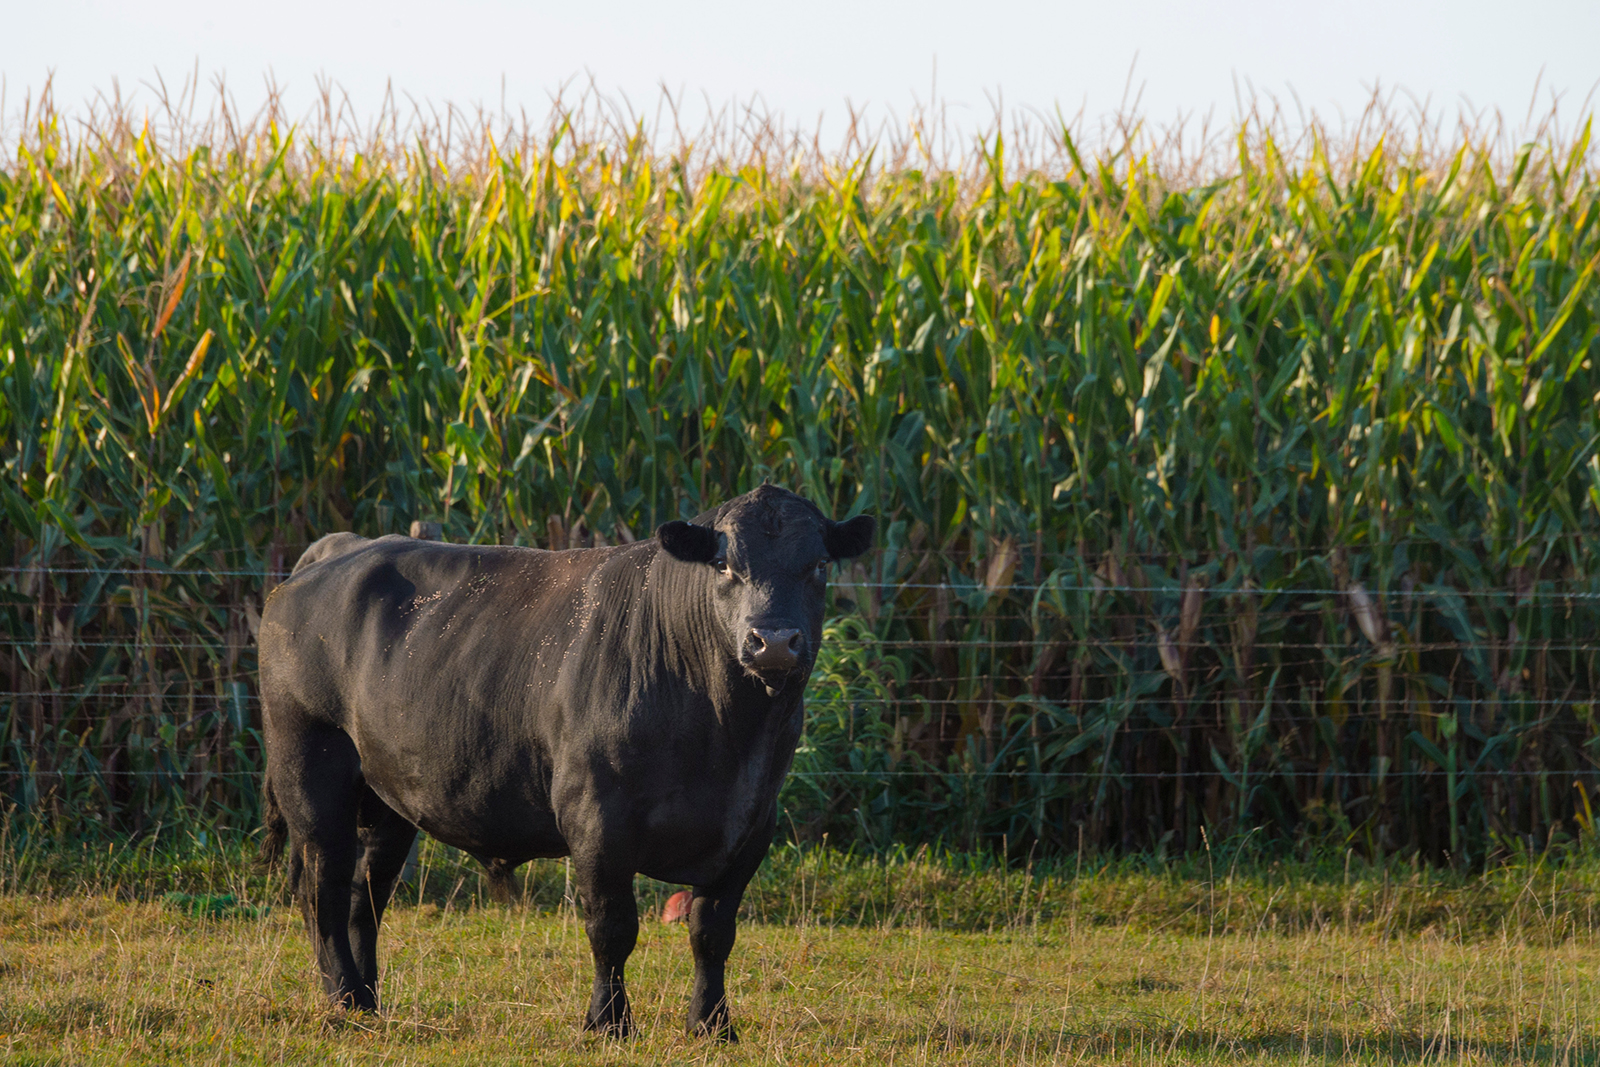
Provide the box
[656,485,875,695]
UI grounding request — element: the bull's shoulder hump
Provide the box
[289,531,374,575]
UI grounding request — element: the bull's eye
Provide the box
[712,557,729,575]
[814,559,830,580]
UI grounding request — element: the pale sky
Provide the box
[4,0,1597,149]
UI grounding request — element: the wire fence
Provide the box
[9,767,1598,781]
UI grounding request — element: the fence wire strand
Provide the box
[7,564,1600,857]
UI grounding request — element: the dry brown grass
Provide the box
[2,893,1598,1064]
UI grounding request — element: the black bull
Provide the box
[258,486,874,1038]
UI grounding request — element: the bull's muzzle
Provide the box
[743,627,804,674]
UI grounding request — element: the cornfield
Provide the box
[4,89,1600,866]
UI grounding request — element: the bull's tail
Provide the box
[484,857,518,906]
[259,773,288,868]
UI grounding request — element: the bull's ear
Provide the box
[824,514,876,560]
[656,521,719,563]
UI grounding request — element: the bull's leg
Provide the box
[573,861,638,1037]
[686,821,775,1041]
[271,727,372,1011]
[348,786,417,1007]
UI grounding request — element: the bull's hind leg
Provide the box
[270,726,372,1011]
[686,820,775,1041]
[348,787,417,1007]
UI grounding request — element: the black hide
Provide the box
[258,485,874,1039]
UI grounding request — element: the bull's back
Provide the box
[259,535,631,855]
[263,535,589,717]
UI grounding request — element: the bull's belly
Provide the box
[344,700,567,861]
[361,771,569,863]
[393,798,763,883]
[387,791,763,884]
[414,805,569,864]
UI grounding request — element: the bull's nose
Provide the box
[745,627,803,672]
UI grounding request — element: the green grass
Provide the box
[12,823,1600,942]
[3,885,1599,1064]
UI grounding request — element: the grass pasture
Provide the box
[8,845,1600,1064]
[4,892,1599,1065]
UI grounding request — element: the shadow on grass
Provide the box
[939,1022,1600,1064]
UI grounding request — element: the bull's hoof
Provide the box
[689,1012,737,1043]
[583,1011,633,1039]
[335,988,379,1015]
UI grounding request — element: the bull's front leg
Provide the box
[687,821,774,1041]
[574,860,638,1037]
